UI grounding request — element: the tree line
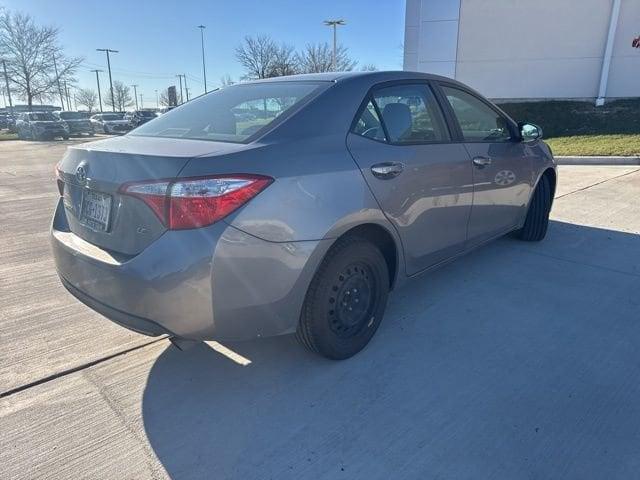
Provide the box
[234,34,376,80]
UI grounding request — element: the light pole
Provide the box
[197,25,207,94]
[323,19,346,71]
[178,74,189,101]
[155,89,159,108]
[177,74,184,104]
[1,59,13,116]
[92,69,103,112]
[131,84,139,110]
[139,93,143,109]
[97,48,118,112]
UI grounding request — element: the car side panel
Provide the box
[464,141,533,243]
[347,134,473,275]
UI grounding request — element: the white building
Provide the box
[403,0,640,103]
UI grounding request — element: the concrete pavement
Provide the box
[1,141,639,479]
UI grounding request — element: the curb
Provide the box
[556,156,640,166]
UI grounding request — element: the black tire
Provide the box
[515,174,551,241]
[296,236,389,360]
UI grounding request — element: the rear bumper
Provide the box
[67,125,93,134]
[51,199,330,341]
[60,276,170,336]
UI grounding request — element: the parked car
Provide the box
[55,111,94,136]
[17,112,69,140]
[6,113,17,133]
[90,112,132,134]
[0,113,8,130]
[52,71,556,359]
[124,110,158,128]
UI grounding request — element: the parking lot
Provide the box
[1,139,639,479]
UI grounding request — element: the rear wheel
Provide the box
[515,174,551,241]
[296,236,389,360]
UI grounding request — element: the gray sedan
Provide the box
[52,71,556,359]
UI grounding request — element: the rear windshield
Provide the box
[130,81,325,143]
[59,112,85,119]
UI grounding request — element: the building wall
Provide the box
[404,0,640,100]
[607,0,640,98]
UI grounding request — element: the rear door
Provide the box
[437,84,532,243]
[347,82,473,275]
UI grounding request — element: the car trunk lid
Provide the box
[56,135,244,255]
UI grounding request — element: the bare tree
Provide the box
[297,42,357,73]
[270,43,300,77]
[75,88,97,112]
[159,89,171,107]
[0,11,81,108]
[235,34,278,79]
[104,80,133,112]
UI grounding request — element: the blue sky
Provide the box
[5,0,406,107]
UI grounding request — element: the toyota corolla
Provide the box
[52,71,556,359]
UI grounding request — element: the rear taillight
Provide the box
[119,175,273,230]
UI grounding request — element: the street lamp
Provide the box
[131,84,139,110]
[91,69,103,112]
[97,48,118,112]
[197,25,207,94]
[323,19,346,71]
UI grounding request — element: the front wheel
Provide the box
[515,174,551,241]
[296,236,389,360]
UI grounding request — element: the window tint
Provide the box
[131,82,324,143]
[442,86,512,142]
[372,84,447,143]
[352,100,386,141]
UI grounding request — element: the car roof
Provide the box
[243,70,455,85]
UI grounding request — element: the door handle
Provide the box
[371,162,404,179]
[472,156,492,168]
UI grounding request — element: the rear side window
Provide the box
[351,100,386,141]
[352,84,448,144]
[441,86,512,142]
[131,81,325,143]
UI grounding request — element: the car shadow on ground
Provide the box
[142,221,640,480]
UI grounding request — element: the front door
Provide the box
[439,85,532,243]
[347,83,473,275]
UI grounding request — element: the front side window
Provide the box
[441,86,512,142]
[131,81,325,143]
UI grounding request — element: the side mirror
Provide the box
[519,122,542,142]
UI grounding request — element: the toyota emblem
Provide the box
[76,164,87,183]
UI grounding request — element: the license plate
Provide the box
[80,190,112,232]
